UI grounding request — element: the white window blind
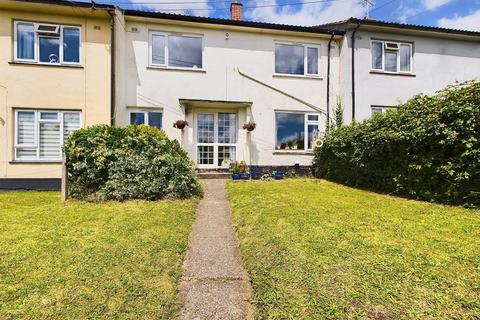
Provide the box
[15,110,81,161]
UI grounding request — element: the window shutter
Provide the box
[39,122,61,159]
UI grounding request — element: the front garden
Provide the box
[228,179,480,319]
[0,192,198,319]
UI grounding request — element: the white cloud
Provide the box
[127,0,212,17]
[438,9,480,31]
[423,0,453,10]
[244,0,364,26]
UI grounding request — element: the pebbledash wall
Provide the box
[0,0,111,188]
[114,12,342,167]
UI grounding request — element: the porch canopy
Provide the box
[179,98,252,110]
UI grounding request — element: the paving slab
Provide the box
[177,179,255,320]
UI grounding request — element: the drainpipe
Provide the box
[326,31,335,131]
[108,8,116,126]
[351,22,361,122]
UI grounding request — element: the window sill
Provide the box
[369,70,416,77]
[147,65,206,73]
[10,160,62,164]
[273,150,313,155]
[273,74,323,80]
[9,61,84,68]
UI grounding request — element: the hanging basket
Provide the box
[242,122,256,132]
[173,120,189,130]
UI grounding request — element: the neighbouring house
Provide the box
[0,0,479,189]
[0,0,113,189]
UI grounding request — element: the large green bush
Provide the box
[314,81,480,207]
[64,125,202,200]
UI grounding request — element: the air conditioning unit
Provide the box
[35,24,60,35]
[384,42,399,50]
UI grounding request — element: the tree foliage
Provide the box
[314,81,480,207]
[64,125,203,201]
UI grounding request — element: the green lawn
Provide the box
[228,179,480,319]
[0,192,198,319]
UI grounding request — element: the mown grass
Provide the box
[0,192,198,319]
[228,179,480,319]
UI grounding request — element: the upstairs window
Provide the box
[275,43,320,76]
[15,110,81,161]
[15,21,81,65]
[149,32,203,69]
[371,40,412,73]
[371,105,397,117]
[129,110,163,129]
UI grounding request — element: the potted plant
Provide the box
[242,122,256,132]
[238,160,250,180]
[274,170,284,180]
[173,120,189,130]
[251,171,261,180]
[230,161,241,180]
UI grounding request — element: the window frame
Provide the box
[274,41,321,77]
[13,20,82,66]
[370,39,413,74]
[148,31,204,71]
[274,111,321,151]
[128,109,163,129]
[14,109,82,161]
[370,105,397,117]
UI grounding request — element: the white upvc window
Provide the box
[274,42,321,76]
[371,105,397,117]
[149,31,203,69]
[371,40,412,73]
[15,110,81,161]
[275,112,321,151]
[14,21,81,65]
[129,110,163,129]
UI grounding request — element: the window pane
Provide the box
[307,124,319,150]
[17,111,35,145]
[400,44,411,72]
[148,112,162,129]
[371,41,383,69]
[40,112,58,120]
[385,51,397,72]
[197,114,214,143]
[130,112,145,125]
[16,148,37,160]
[197,146,214,165]
[307,47,318,74]
[63,27,80,63]
[17,23,35,60]
[63,113,81,138]
[39,36,60,63]
[218,113,236,144]
[218,146,236,167]
[275,44,304,75]
[168,36,202,68]
[39,122,60,159]
[152,34,165,65]
[307,114,319,121]
[275,112,305,150]
[371,107,384,115]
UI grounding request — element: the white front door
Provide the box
[196,112,237,168]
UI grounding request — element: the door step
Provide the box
[197,169,230,180]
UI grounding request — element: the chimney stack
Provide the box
[230,1,243,20]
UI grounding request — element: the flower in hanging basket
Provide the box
[173,120,189,130]
[243,122,256,131]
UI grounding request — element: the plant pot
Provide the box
[232,173,242,181]
[241,173,251,180]
[274,171,284,180]
[173,120,189,130]
[251,172,261,180]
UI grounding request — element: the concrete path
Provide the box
[177,179,255,320]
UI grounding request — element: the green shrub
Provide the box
[314,80,480,207]
[64,124,202,201]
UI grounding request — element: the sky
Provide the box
[86,0,480,31]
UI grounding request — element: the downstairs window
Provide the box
[129,110,163,129]
[275,112,320,151]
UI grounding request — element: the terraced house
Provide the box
[0,0,479,189]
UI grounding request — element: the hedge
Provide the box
[314,81,480,207]
[64,124,203,201]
